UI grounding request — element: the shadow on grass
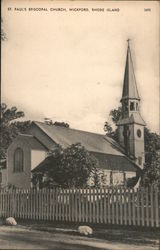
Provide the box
[16,219,160,247]
[28,226,160,246]
[0,228,109,250]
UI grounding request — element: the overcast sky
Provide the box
[2,0,160,134]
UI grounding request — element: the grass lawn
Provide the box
[16,220,160,248]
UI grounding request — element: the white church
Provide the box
[1,41,146,189]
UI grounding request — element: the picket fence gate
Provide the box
[0,187,159,227]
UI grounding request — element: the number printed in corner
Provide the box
[144,8,151,12]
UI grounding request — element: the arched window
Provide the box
[130,102,135,111]
[14,148,24,172]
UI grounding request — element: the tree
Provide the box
[54,121,69,128]
[90,167,107,188]
[144,127,160,158]
[1,18,7,41]
[0,103,31,159]
[141,127,160,187]
[104,121,113,135]
[104,106,122,142]
[141,150,160,188]
[32,143,100,189]
[109,106,122,124]
[44,118,69,128]
[104,105,160,187]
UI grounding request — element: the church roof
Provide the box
[33,121,124,156]
[32,151,138,173]
[17,134,47,150]
[121,42,140,101]
[31,121,139,172]
[90,152,138,172]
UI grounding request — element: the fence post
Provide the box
[155,186,159,228]
[124,188,127,225]
[141,188,145,226]
[150,186,154,227]
[78,189,81,222]
[107,188,111,224]
[115,188,119,225]
[85,189,88,223]
[145,187,149,227]
[96,189,100,224]
[132,188,136,226]
[119,188,123,225]
[136,188,140,226]
[71,188,74,222]
[104,188,107,224]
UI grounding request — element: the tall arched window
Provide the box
[14,148,24,172]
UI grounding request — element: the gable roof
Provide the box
[17,134,47,150]
[30,121,140,172]
[33,121,124,156]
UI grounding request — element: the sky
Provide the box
[2,0,160,134]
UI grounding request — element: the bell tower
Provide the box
[117,40,146,169]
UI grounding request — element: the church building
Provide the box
[1,41,146,189]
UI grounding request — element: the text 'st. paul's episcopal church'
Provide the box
[1,41,146,189]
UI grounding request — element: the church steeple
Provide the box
[118,40,145,123]
[121,40,140,102]
[117,40,146,169]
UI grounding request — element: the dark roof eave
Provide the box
[90,151,141,172]
[120,97,140,102]
[117,121,146,126]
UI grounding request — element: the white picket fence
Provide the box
[0,186,159,227]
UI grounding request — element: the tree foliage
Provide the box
[104,122,113,134]
[1,18,7,41]
[54,121,69,128]
[142,127,160,187]
[141,150,160,188]
[109,106,122,124]
[90,167,107,188]
[32,143,101,189]
[44,118,69,128]
[0,103,31,159]
[104,106,122,142]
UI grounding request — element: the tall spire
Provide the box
[117,40,146,169]
[121,39,140,102]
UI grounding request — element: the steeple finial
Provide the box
[127,38,130,47]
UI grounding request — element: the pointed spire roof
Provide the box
[121,40,140,101]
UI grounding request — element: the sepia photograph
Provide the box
[0,0,160,249]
